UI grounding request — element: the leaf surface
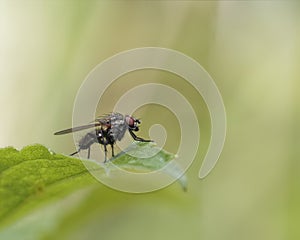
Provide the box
[0,142,186,234]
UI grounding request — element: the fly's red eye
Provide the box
[129,118,134,127]
[125,116,135,128]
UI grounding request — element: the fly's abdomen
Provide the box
[78,131,98,150]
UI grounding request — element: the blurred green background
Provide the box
[1,1,299,240]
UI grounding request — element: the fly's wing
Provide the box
[54,123,101,135]
[109,113,128,141]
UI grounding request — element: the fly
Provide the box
[54,112,152,162]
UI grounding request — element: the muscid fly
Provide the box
[54,112,152,162]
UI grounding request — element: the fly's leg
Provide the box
[70,150,80,156]
[96,129,109,162]
[104,143,108,163]
[87,147,91,159]
[111,144,115,157]
[70,148,90,158]
[129,129,153,142]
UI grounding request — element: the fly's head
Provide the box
[125,115,141,131]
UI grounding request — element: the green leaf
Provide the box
[0,142,186,237]
[0,144,97,228]
[108,142,187,191]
